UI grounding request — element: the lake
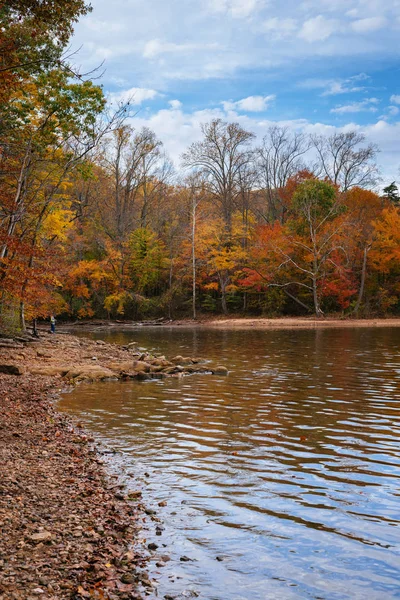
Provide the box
[58,326,400,600]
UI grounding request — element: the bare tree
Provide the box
[182,119,255,232]
[99,125,167,241]
[311,131,379,191]
[257,125,311,223]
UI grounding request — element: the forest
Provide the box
[1,1,400,333]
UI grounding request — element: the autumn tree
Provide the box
[342,187,384,315]
[196,214,248,314]
[369,206,400,313]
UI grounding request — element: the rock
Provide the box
[180,555,193,562]
[181,357,193,365]
[120,573,136,584]
[0,364,22,375]
[132,361,151,373]
[30,366,67,376]
[214,366,228,375]
[136,371,151,381]
[148,542,158,551]
[107,361,135,372]
[160,555,171,562]
[127,490,142,499]
[171,355,184,364]
[151,372,166,380]
[163,367,179,375]
[0,341,23,349]
[31,588,45,595]
[29,531,53,543]
[65,366,116,381]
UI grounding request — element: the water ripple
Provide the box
[59,327,400,600]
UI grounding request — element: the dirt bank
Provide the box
[203,316,400,329]
[60,316,400,332]
[0,331,216,600]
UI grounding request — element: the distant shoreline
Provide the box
[57,316,400,331]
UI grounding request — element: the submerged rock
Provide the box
[214,366,229,375]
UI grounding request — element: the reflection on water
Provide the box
[59,327,400,599]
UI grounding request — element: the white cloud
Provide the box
[298,15,337,42]
[390,94,400,104]
[351,16,387,33]
[208,0,260,18]
[223,94,276,112]
[84,18,125,33]
[388,106,399,116]
[143,39,219,59]
[299,74,370,96]
[322,81,365,95]
[331,97,380,114]
[108,87,160,106]
[298,73,370,96]
[262,17,297,38]
[169,99,183,109]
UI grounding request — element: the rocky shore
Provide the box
[0,330,227,382]
[0,331,227,600]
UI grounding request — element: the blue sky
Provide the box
[72,0,400,185]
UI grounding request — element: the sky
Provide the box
[71,0,400,186]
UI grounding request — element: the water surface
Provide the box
[59,327,400,599]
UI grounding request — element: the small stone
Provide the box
[120,573,135,584]
[0,364,22,375]
[127,490,142,499]
[32,588,45,595]
[148,542,158,551]
[180,555,192,562]
[29,531,52,542]
[214,366,228,375]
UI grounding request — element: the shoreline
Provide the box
[1,332,197,600]
[59,315,400,331]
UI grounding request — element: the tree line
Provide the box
[1,1,399,332]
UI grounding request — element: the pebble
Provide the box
[148,542,159,551]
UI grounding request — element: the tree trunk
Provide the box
[312,277,323,317]
[192,201,196,320]
[353,244,370,316]
[19,301,26,333]
[220,274,228,315]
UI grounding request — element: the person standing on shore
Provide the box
[50,315,56,334]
